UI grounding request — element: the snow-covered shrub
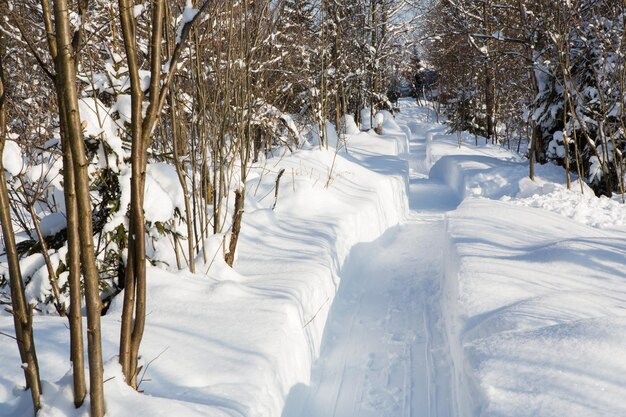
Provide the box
[532,7,626,196]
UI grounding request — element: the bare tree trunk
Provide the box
[170,91,196,273]
[370,0,377,130]
[563,89,572,189]
[517,0,538,180]
[483,0,496,143]
[224,189,244,267]
[163,5,196,273]
[118,0,212,387]
[52,1,105,415]
[0,40,42,413]
[40,0,87,406]
[117,0,149,388]
[332,4,342,133]
[62,130,87,408]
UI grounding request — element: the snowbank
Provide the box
[5,99,625,417]
[0,125,409,417]
[444,200,626,417]
[427,118,626,416]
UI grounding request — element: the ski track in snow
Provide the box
[282,102,457,417]
[5,99,626,417]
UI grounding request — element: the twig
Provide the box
[204,224,234,275]
[272,169,285,210]
[137,347,169,390]
[0,330,17,340]
[303,297,330,328]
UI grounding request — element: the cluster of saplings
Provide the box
[0,1,416,416]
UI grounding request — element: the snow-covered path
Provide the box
[5,99,626,417]
[283,103,456,417]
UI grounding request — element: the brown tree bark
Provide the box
[224,189,244,267]
[40,0,87,406]
[117,0,148,388]
[62,130,87,408]
[0,33,42,414]
[118,0,213,387]
[163,6,196,273]
[51,1,105,415]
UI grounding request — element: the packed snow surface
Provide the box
[2,99,626,417]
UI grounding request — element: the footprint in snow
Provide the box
[366,387,399,411]
[367,352,389,371]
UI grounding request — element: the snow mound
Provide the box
[338,115,359,135]
[39,212,66,237]
[0,125,409,417]
[444,199,626,417]
[423,108,626,417]
[512,178,626,229]
[2,140,24,176]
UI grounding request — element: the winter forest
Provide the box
[2,1,626,417]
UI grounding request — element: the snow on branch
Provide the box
[156,0,213,120]
[176,1,200,44]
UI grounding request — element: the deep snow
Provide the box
[2,99,626,417]
[418,105,626,417]
[281,105,456,417]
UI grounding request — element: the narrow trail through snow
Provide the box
[283,102,457,417]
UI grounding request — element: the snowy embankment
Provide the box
[0,120,409,416]
[426,129,626,416]
[4,101,626,417]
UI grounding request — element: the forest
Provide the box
[1,1,626,417]
[425,0,626,197]
[0,1,417,416]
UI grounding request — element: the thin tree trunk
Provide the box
[0,44,42,413]
[370,0,377,130]
[483,0,496,143]
[52,1,105,415]
[170,91,196,273]
[117,0,149,387]
[118,0,210,386]
[62,129,87,408]
[224,189,244,267]
[41,0,87,406]
[117,0,142,386]
[163,6,195,273]
[563,90,571,189]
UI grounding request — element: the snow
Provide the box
[445,199,626,417]
[39,212,67,237]
[143,174,176,223]
[78,97,125,165]
[2,139,24,176]
[147,163,186,210]
[177,1,199,44]
[3,99,626,417]
[111,94,133,125]
[338,115,359,135]
[284,221,449,417]
[512,186,626,229]
[103,163,185,236]
[359,108,372,130]
[132,4,143,17]
[78,97,116,141]
[416,102,626,417]
[492,30,505,41]
[0,103,409,417]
